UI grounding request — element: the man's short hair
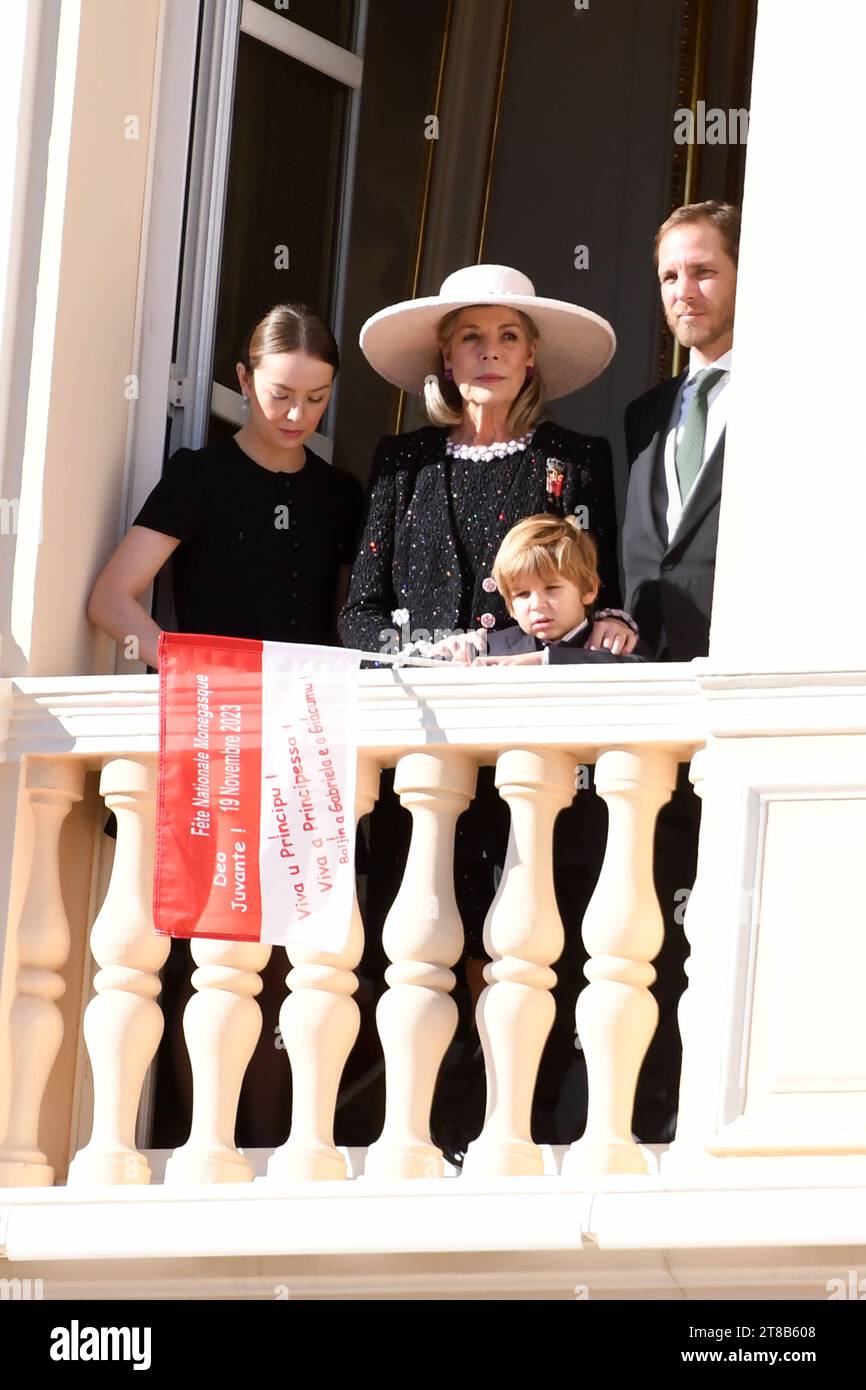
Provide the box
[492,514,600,612]
[654,200,741,267]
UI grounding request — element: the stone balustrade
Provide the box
[2,663,863,1194]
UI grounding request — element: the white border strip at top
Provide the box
[240,0,363,88]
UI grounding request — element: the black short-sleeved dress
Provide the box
[134,436,364,643]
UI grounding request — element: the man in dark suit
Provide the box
[623,200,738,660]
[622,201,739,1139]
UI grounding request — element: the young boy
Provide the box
[486,513,645,664]
[479,514,643,1145]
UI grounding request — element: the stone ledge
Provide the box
[2,1172,866,1264]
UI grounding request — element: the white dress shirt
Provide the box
[663,348,732,542]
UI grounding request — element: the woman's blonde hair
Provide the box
[423,305,546,435]
[492,514,599,613]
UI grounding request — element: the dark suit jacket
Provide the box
[486,622,646,664]
[339,421,621,653]
[622,370,725,661]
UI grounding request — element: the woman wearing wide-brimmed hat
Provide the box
[340,265,635,1162]
[339,262,636,657]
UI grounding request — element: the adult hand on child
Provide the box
[587,617,636,656]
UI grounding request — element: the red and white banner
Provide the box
[155,633,362,949]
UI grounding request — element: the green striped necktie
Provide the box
[675,366,727,502]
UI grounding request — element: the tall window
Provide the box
[174,0,364,461]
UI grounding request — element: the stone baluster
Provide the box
[462,749,576,1180]
[163,936,271,1185]
[676,749,707,1073]
[662,747,711,1167]
[364,751,476,1181]
[0,758,84,1186]
[268,758,380,1182]
[562,748,677,1178]
[68,757,168,1186]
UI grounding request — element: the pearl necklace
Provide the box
[445,431,533,462]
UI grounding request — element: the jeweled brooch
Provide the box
[545,457,565,502]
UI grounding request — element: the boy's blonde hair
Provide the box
[492,514,600,613]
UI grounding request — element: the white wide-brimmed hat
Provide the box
[359,264,616,399]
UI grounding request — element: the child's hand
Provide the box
[587,617,636,656]
[431,630,488,664]
[481,651,543,666]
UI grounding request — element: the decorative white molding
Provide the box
[709,767,866,1153]
[5,666,866,767]
[671,737,866,1164]
[0,668,706,764]
[2,1176,866,1265]
[694,663,866,737]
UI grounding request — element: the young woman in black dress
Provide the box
[88,304,364,1149]
[340,265,637,1157]
[89,304,362,662]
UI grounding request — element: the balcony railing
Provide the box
[0,663,710,1192]
[5,659,866,1206]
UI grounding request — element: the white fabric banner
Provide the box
[259,642,361,948]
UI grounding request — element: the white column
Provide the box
[0,758,84,1186]
[268,758,380,1182]
[709,0,866,666]
[68,756,168,1186]
[563,749,677,1178]
[661,748,710,1169]
[9,0,162,677]
[663,3,866,1169]
[163,937,271,1186]
[462,749,576,1180]
[675,749,707,1080]
[364,751,476,1181]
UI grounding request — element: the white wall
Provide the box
[711,0,866,669]
[3,0,162,679]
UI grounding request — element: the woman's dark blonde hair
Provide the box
[241,303,340,375]
[423,304,546,435]
[492,514,599,612]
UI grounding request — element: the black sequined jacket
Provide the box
[339,420,622,653]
